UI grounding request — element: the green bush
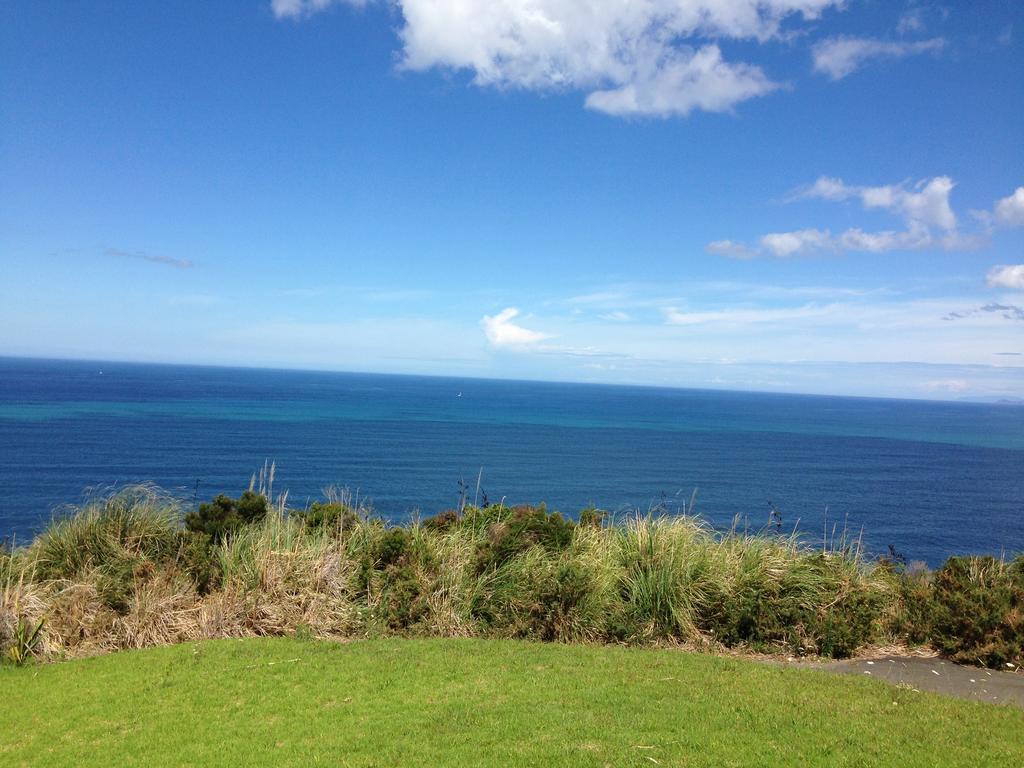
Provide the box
[422,510,460,532]
[291,501,359,535]
[929,556,1023,668]
[884,563,934,645]
[578,506,607,528]
[474,505,575,574]
[185,491,268,543]
[359,528,437,631]
[173,530,220,594]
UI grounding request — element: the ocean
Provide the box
[1,356,1021,566]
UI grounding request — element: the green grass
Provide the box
[2,638,1021,767]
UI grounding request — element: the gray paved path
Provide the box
[794,656,1024,707]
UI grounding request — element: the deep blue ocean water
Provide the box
[1,356,1021,566]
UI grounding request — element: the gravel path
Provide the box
[797,656,1024,707]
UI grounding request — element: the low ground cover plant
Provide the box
[1,485,1020,668]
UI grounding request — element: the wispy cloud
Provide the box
[759,228,833,258]
[795,176,958,231]
[710,176,1013,258]
[896,9,926,35]
[812,36,945,80]
[943,303,1024,322]
[105,247,193,269]
[662,303,837,326]
[271,0,362,19]
[706,239,758,259]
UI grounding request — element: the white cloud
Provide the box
[994,187,1024,228]
[710,175,992,258]
[662,303,835,325]
[706,239,758,259]
[987,264,1024,290]
[759,228,832,257]
[598,311,631,322]
[480,307,552,348]
[896,9,925,35]
[271,0,363,19]
[583,45,777,118]
[801,175,957,231]
[273,0,844,117]
[812,36,945,80]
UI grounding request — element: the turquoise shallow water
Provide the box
[1,356,1021,565]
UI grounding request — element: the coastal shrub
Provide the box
[472,524,619,641]
[578,506,607,528]
[8,483,1021,665]
[422,510,460,532]
[185,491,268,544]
[292,501,359,535]
[884,562,934,645]
[701,542,889,658]
[174,530,220,594]
[354,526,446,631]
[929,555,1024,668]
[810,579,890,658]
[474,505,575,574]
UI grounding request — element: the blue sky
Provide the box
[1,0,1022,399]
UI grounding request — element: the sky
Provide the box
[1,0,1022,400]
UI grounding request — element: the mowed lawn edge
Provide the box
[2,637,1021,768]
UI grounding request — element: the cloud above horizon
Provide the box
[943,303,1024,322]
[993,187,1024,228]
[708,177,1023,259]
[104,248,194,269]
[987,264,1024,290]
[811,36,945,80]
[480,307,552,349]
[271,0,851,118]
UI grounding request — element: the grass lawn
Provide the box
[2,638,1021,767]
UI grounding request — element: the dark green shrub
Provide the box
[173,530,220,594]
[292,501,359,535]
[885,563,934,644]
[422,510,460,532]
[358,529,435,631]
[475,505,575,573]
[578,506,606,528]
[703,555,885,658]
[379,565,427,630]
[376,529,411,569]
[812,589,887,658]
[184,491,267,543]
[521,560,596,641]
[930,555,1023,668]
